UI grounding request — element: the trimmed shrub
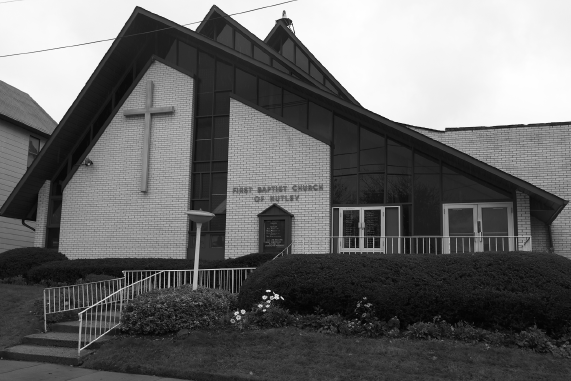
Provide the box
[237,252,571,335]
[27,253,269,285]
[0,247,67,279]
[120,286,233,335]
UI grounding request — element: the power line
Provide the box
[0,0,24,4]
[0,0,298,58]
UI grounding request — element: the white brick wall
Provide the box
[226,99,330,258]
[411,124,571,257]
[59,61,193,259]
[34,180,50,248]
[516,191,531,250]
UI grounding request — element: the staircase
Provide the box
[0,312,118,366]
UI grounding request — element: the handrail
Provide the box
[273,242,293,260]
[43,277,125,332]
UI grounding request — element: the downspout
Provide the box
[21,219,35,232]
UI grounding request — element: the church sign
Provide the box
[232,183,325,203]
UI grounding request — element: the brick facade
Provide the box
[410,124,571,257]
[58,61,194,259]
[226,99,331,258]
[34,180,50,248]
[516,191,531,250]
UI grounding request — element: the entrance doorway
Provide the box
[443,203,513,253]
[337,206,400,253]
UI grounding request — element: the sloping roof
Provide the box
[0,80,57,135]
[0,6,567,223]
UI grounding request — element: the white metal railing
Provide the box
[288,235,532,254]
[43,277,125,332]
[273,242,294,260]
[77,267,255,355]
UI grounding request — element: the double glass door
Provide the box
[338,206,400,253]
[443,203,513,253]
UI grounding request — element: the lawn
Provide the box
[82,328,571,381]
[0,284,44,349]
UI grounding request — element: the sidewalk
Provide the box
[0,359,190,381]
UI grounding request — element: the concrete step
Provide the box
[0,345,93,366]
[22,332,111,349]
[51,320,120,334]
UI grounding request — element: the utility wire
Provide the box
[0,0,298,58]
[0,0,24,4]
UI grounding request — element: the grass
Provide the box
[82,327,571,381]
[0,284,44,349]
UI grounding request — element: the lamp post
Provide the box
[185,210,215,290]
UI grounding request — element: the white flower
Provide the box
[274,294,280,298]
[263,309,266,312]
[236,315,242,321]
[262,295,267,300]
[363,297,367,300]
[266,290,271,293]
[234,311,239,316]
[258,304,263,308]
[231,319,236,324]
[270,296,274,300]
[266,304,270,308]
[241,309,246,314]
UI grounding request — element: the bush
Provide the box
[27,253,270,285]
[120,286,233,335]
[0,247,67,279]
[237,252,571,335]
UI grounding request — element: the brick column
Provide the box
[516,191,532,251]
[34,180,51,247]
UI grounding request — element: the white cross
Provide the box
[124,81,174,192]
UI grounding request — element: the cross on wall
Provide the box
[124,80,175,192]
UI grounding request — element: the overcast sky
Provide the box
[1,0,570,130]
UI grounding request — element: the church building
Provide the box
[1,6,568,261]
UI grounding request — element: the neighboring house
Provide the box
[0,80,57,252]
[0,6,568,260]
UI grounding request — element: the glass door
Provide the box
[443,203,513,253]
[338,207,400,253]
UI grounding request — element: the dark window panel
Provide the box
[333,153,358,176]
[194,140,211,161]
[215,61,233,91]
[199,22,216,39]
[212,162,228,172]
[414,152,440,174]
[214,116,229,138]
[235,32,252,56]
[211,196,227,214]
[359,173,384,204]
[211,172,227,194]
[235,68,257,104]
[308,102,332,140]
[164,40,177,65]
[253,45,271,64]
[387,175,412,203]
[283,90,308,128]
[295,46,309,72]
[210,215,226,231]
[198,52,215,93]
[49,199,62,225]
[178,41,197,74]
[211,233,225,248]
[46,228,60,249]
[213,138,229,161]
[192,173,210,199]
[387,139,412,175]
[360,128,385,173]
[442,165,511,202]
[193,162,210,172]
[282,38,295,62]
[197,93,213,116]
[214,92,230,115]
[334,116,358,154]
[309,63,324,83]
[414,174,441,235]
[333,175,358,204]
[216,24,233,48]
[272,60,289,74]
[325,79,339,95]
[196,118,212,139]
[258,79,282,115]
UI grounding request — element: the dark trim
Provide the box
[0,114,51,138]
[21,219,35,232]
[258,203,294,217]
[229,93,333,147]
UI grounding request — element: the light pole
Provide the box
[185,210,215,290]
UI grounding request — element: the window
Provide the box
[27,136,40,167]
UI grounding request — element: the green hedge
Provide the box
[0,247,67,279]
[121,286,233,335]
[27,253,274,284]
[237,252,571,336]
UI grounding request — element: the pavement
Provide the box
[0,359,190,381]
